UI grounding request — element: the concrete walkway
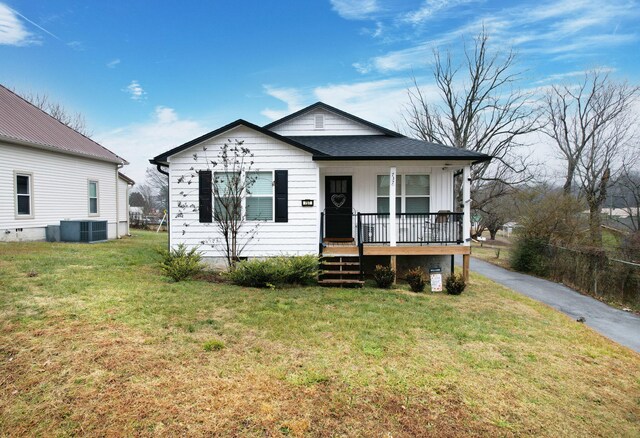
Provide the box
[457,256,640,353]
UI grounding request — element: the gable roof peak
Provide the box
[263,101,404,138]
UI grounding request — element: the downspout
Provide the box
[155,163,170,249]
[126,179,131,236]
[115,164,123,239]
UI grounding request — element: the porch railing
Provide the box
[358,212,463,245]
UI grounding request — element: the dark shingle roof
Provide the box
[0,85,126,164]
[288,135,490,162]
[151,102,492,165]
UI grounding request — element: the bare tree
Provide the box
[144,166,169,211]
[403,29,538,217]
[515,184,587,245]
[542,71,639,245]
[15,90,91,137]
[132,183,156,215]
[175,140,258,268]
[542,71,639,195]
[609,158,640,232]
[475,181,515,240]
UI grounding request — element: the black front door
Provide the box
[325,176,352,239]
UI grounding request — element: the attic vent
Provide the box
[314,114,324,129]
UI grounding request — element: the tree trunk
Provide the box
[563,162,575,195]
[588,202,603,247]
[489,228,498,240]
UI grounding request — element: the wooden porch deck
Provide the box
[321,243,471,281]
[322,244,470,256]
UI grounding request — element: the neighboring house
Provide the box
[0,85,132,242]
[151,102,490,283]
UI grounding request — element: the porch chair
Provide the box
[424,210,451,243]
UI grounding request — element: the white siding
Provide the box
[117,176,131,236]
[318,161,462,214]
[0,141,120,241]
[269,108,382,136]
[168,126,319,258]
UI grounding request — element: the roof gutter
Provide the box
[155,162,169,176]
[312,155,491,163]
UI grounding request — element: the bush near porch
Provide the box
[0,231,638,436]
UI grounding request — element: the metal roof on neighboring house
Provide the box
[0,85,127,164]
[288,135,491,162]
[118,172,135,185]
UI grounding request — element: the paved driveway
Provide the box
[458,256,640,353]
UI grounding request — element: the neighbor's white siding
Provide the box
[0,141,120,241]
[117,176,131,236]
[168,126,318,259]
[269,108,382,136]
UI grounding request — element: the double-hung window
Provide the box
[88,181,99,215]
[376,174,430,213]
[246,171,273,221]
[404,175,430,213]
[376,175,401,214]
[15,173,33,217]
[214,172,241,220]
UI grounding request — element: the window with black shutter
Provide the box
[198,170,212,223]
[274,170,288,222]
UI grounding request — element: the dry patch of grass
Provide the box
[1,232,639,436]
[471,243,513,270]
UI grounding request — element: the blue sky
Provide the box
[1,0,639,183]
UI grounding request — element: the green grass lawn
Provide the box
[471,244,512,270]
[1,232,639,436]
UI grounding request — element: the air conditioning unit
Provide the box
[60,220,108,242]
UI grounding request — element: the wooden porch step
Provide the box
[321,270,360,275]
[318,279,365,286]
[321,261,360,266]
[323,237,355,243]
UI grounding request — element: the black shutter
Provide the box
[274,170,288,223]
[198,170,212,223]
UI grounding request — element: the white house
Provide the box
[151,102,490,283]
[0,85,133,242]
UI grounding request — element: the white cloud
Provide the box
[0,3,38,46]
[107,58,121,68]
[313,79,411,128]
[96,106,205,185]
[330,0,379,20]
[361,0,640,73]
[124,80,146,101]
[261,85,306,120]
[533,67,617,85]
[66,40,84,51]
[261,78,434,131]
[402,0,479,25]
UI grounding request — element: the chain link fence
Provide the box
[546,244,639,309]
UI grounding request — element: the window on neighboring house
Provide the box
[15,173,33,217]
[88,181,99,215]
[214,172,241,220]
[376,174,430,213]
[246,171,273,221]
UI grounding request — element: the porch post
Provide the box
[315,166,321,248]
[462,164,471,281]
[389,167,397,247]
